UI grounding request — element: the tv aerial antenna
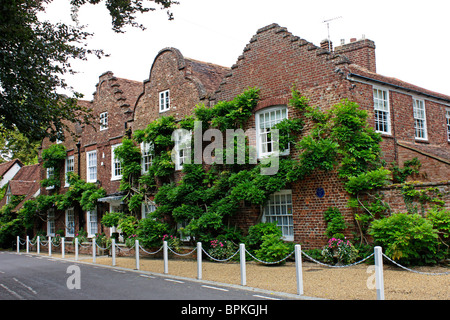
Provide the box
[322,16,342,51]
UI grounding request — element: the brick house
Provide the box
[39,71,142,238]
[213,23,450,247]
[29,23,449,248]
[37,49,229,239]
[132,47,230,218]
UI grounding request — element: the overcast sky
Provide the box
[44,0,450,99]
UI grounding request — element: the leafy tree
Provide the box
[0,0,178,142]
[0,126,39,165]
[70,0,179,32]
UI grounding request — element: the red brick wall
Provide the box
[133,47,226,131]
[214,24,358,247]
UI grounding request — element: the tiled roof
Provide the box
[184,58,230,96]
[347,64,450,103]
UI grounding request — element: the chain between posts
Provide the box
[245,248,295,265]
[201,247,240,262]
[167,246,197,256]
[139,245,163,255]
[301,251,375,268]
[381,253,450,275]
[15,236,450,276]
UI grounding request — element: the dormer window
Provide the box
[159,90,170,113]
[100,112,108,131]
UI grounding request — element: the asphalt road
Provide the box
[0,251,294,301]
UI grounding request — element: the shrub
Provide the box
[117,215,138,239]
[246,222,282,250]
[323,207,346,239]
[137,217,170,248]
[369,213,441,265]
[101,211,125,228]
[208,239,237,260]
[73,228,88,244]
[162,234,182,252]
[321,238,358,265]
[125,234,138,248]
[427,207,450,256]
[255,234,292,265]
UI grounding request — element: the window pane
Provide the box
[262,190,293,239]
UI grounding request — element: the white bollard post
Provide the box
[163,240,168,274]
[112,239,116,266]
[197,242,202,280]
[75,237,79,261]
[62,237,65,259]
[374,246,385,300]
[295,244,304,295]
[135,239,140,270]
[16,236,20,253]
[240,243,246,286]
[92,238,96,263]
[37,236,40,254]
[48,236,52,256]
[26,236,29,253]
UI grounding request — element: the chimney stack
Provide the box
[335,37,376,72]
[320,39,333,52]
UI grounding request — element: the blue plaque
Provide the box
[316,187,325,198]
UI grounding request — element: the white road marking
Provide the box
[253,294,281,300]
[164,279,184,284]
[13,278,37,295]
[0,283,24,300]
[112,270,126,273]
[139,274,155,279]
[201,285,229,292]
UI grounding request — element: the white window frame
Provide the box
[141,201,156,220]
[446,108,450,142]
[65,155,74,187]
[87,208,98,238]
[46,167,55,190]
[141,142,153,174]
[47,208,55,237]
[86,150,97,183]
[413,98,427,140]
[173,129,191,171]
[373,87,391,135]
[111,144,122,181]
[100,112,108,131]
[159,90,170,113]
[255,105,289,159]
[65,207,75,237]
[262,190,293,241]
